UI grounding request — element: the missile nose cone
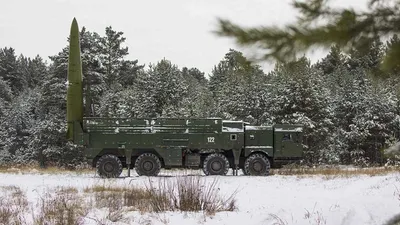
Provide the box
[70,17,79,34]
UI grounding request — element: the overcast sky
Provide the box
[0,0,367,76]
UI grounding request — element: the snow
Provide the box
[222,127,243,132]
[245,125,272,130]
[0,169,399,225]
[245,146,273,149]
[275,127,303,132]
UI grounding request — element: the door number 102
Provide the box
[207,137,215,143]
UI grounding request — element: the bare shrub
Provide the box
[303,204,327,225]
[84,184,154,213]
[84,176,237,216]
[33,186,88,225]
[265,213,288,225]
[142,180,171,213]
[105,208,127,223]
[122,184,157,212]
[145,176,237,215]
[0,200,13,225]
[0,185,29,225]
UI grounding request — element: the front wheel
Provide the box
[96,154,123,178]
[202,153,230,176]
[243,153,271,176]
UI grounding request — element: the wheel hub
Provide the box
[211,161,222,171]
[253,161,263,172]
[104,162,114,172]
[143,161,154,171]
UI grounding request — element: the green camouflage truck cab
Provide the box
[66,18,304,178]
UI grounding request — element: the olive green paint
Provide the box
[66,18,83,141]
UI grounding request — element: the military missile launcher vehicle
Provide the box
[66,18,304,178]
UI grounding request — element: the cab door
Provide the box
[281,133,302,157]
[274,132,302,158]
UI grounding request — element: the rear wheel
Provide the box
[134,153,161,176]
[243,153,270,176]
[96,154,123,178]
[202,153,229,176]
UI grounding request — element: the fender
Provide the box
[244,146,273,158]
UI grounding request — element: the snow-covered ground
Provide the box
[0,169,399,225]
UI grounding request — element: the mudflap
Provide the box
[125,149,132,177]
[232,148,242,176]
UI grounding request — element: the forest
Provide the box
[1,26,400,168]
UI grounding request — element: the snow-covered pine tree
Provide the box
[0,77,13,164]
[330,65,397,166]
[345,37,384,74]
[314,45,345,76]
[118,59,145,88]
[268,57,335,164]
[26,55,48,88]
[78,27,107,117]
[141,59,189,117]
[99,26,136,88]
[99,59,190,118]
[208,49,269,123]
[96,26,144,117]
[0,47,26,95]
[180,67,213,118]
[0,48,46,166]
[329,37,399,166]
[1,88,39,165]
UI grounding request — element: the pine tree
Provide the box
[1,88,38,164]
[314,45,345,75]
[0,77,13,164]
[98,59,189,118]
[99,26,143,87]
[181,67,213,117]
[268,57,334,164]
[0,47,25,95]
[345,37,384,73]
[0,76,12,104]
[384,34,400,75]
[209,49,268,122]
[118,59,145,88]
[79,27,107,116]
[142,59,188,117]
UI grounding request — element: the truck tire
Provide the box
[135,153,161,176]
[96,154,123,178]
[243,153,270,176]
[202,153,230,176]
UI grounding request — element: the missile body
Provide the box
[66,18,83,141]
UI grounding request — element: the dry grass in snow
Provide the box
[0,166,399,224]
[0,174,237,225]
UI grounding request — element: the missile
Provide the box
[66,17,83,141]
